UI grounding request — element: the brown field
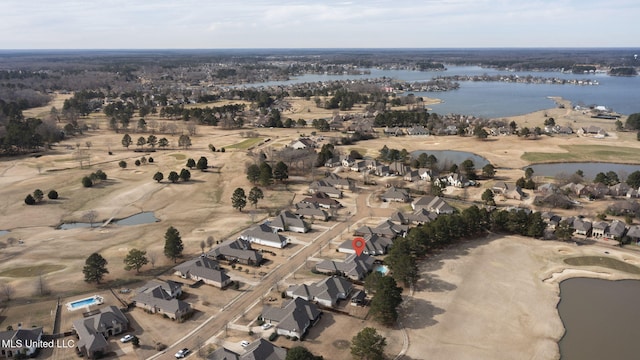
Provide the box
[1,94,639,359]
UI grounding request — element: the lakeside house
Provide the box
[412,195,455,214]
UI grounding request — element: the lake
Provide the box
[558,277,640,359]
[58,211,159,230]
[410,150,490,169]
[528,162,640,181]
[239,65,640,117]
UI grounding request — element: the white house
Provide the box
[240,223,289,248]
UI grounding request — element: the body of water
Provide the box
[0,230,9,236]
[528,162,640,181]
[410,150,490,168]
[558,278,640,359]
[58,211,159,230]
[239,65,640,117]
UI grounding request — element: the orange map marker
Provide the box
[352,237,366,256]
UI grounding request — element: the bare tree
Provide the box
[35,272,50,296]
[148,251,157,269]
[83,210,98,228]
[1,282,15,301]
[6,237,17,247]
[206,236,214,249]
[200,240,206,254]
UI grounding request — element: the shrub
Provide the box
[82,176,93,187]
[291,336,298,341]
[148,157,154,163]
[24,194,36,205]
[119,160,127,169]
[221,148,225,152]
[257,319,265,326]
[135,160,141,166]
[248,330,254,336]
[268,332,278,341]
[47,190,59,199]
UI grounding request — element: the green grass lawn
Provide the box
[225,137,264,150]
[564,256,640,275]
[522,145,640,163]
[168,153,186,161]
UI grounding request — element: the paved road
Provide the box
[148,189,394,360]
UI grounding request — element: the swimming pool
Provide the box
[66,295,104,311]
[373,264,389,275]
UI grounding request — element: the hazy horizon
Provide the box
[2,0,638,49]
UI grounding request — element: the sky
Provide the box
[1,0,638,49]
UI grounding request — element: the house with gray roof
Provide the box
[73,306,128,359]
[604,220,626,241]
[338,234,393,256]
[626,225,640,243]
[289,137,315,150]
[381,186,411,203]
[0,327,43,359]
[209,239,263,266]
[324,173,355,190]
[591,221,608,238]
[286,276,353,308]
[240,223,289,249]
[390,211,410,225]
[133,280,192,320]
[572,219,592,236]
[174,256,231,288]
[374,219,408,238]
[294,202,330,221]
[261,297,321,338]
[315,254,375,281]
[207,339,287,360]
[408,208,438,224]
[492,182,525,200]
[301,192,342,209]
[270,211,310,233]
[412,195,455,214]
[309,180,343,198]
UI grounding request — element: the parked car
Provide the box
[261,323,272,330]
[175,348,190,358]
[241,341,250,347]
[120,334,134,343]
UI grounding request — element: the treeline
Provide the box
[0,100,64,154]
[374,109,433,127]
[386,206,545,287]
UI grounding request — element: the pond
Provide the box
[558,277,640,359]
[527,162,640,181]
[0,230,9,236]
[411,150,490,168]
[58,211,159,230]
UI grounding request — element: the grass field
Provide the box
[564,256,640,275]
[0,264,66,277]
[521,145,640,163]
[224,137,264,150]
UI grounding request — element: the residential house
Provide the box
[261,298,321,338]
[308,180,343,198]
[390,211,410,225]
[609,183,631,197]
[374,164,390,177]
[315,254,375,281]
[338,234,393,255]
[403,169,420,182]
[0,327,43,359]
[207,339,287,360]
[323,173,355,190]
[389,161,409,176]
[537,183,558,194]
[406,125,429,136]
[374,219,408,238]
[289,138,315,150]
[492,182,525,200]
[383,126,404,136]
[208,239,263,266]
[270,211,310,233]
[350,160,368,172]
[408,208,438,224]
[604,220,626,241]
[418,168,435,182]
[294,202,330,221]
[133,280,192,320]
[73,306,128,359]
[541,212,562,229]
[340,155,355,168]
[174,256,231,288]
[381,186,411,203]
[301,192,342,209]
[324,156,342,168]
[447,173,469,188]
[572,219,592,237]
[626,225,640,243]
[412,196,455,214]
[591,221,608,238]
[561,183,588,197]
[286,276,353,308]
[240,223,289,248]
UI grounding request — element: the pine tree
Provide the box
[123,248,149,273]
[231,188,247,212]
[350,327,387,360]
[164,226,184,263]
[248,187,264,208]
[369,276,403,326]
[83,253,109,284]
